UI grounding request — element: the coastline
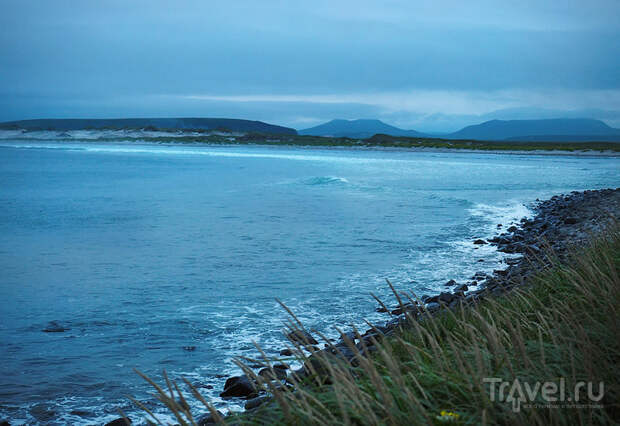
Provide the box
[2,137,620,157]
[175,187,620,425]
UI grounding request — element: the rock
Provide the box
[245,395,272,410]
[497,224,502,228]
[42,321,68,333]
[258,367,287,381]
[286,330,318,345]
[454,284,468,292]
[220,375,257,398]
[279,348,293,356]
[30,404,56,422]
[425,302,440,311]
[472,271,487,280]
[338,331,357,343]
[289,367,309,382]
[273,363,289,370]
[507,225,518,232]
[473,239,487,245]
[444,279,457,287]
[0,421,9,426]
[452,289,466,299]
[564,217,578,224]
[197,411,224,425]
[375,306,388,313]
[478,258,485,262]
[105,419,131,426]
[426,292,454,304]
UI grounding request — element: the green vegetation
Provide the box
[65,132,620,152]
[136,227,620,425]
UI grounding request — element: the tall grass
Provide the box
[135,227,619,425]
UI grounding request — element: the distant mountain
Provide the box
[448,118,620,141]
[0,118,297,135]
[299,119,426,138]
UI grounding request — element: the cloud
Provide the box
[180,88,620,118]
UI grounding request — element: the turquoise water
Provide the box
[0,142,618,424]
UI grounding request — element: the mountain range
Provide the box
[2,117,620,142]
[300,118,620,142]
[298,119,425,138]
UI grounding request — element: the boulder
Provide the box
[425,292,454,304]
[105,419,131,426]
[258,367,287,381]
[473,239,487,245]
[454,284,468,292]
[245,395,272,411]
[444,279,457,287]
[425,302,440,311]
[286,330,318,345]
[42,321,68,333]
[220,375,257,398]
[279,348,293,356]
[197,411,224,425]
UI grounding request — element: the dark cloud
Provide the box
[1,0,619,131]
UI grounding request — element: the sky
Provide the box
[1,0,619,132]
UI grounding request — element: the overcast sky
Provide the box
[1,0,619,131]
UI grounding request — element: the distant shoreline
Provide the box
[2,137,620,157]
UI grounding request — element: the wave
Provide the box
[468,200,533,234]
[303,176,349,186]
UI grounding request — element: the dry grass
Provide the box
[134,227,620,425]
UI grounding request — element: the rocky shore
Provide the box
[106,188,620,426]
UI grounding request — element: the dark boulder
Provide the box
[444,279,457,287]
[30,404,55,422]
[42,321,68,333]
[426,292,454,304]
[105,418,132,426]
[279,348,293,356]
[220,375,257,398]
[425,302,440,311]
[286,330,318,345]
[454,284,468,292]
[472,271,487,280]
[197,410,224,425]
[258,367,287,381]
[473,239,487,245]
[507,225,518,232]
[245,395,272,411]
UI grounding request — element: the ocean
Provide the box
[0,141,618,424]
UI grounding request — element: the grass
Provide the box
[19,131,620,152]
[135,226,620,425]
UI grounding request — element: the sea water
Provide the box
[0,141,618,424]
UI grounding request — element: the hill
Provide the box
[299,119,425,138]
[0,117,297,135]
[448,118,620,141]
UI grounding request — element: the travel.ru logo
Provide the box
[483,378,604,412]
